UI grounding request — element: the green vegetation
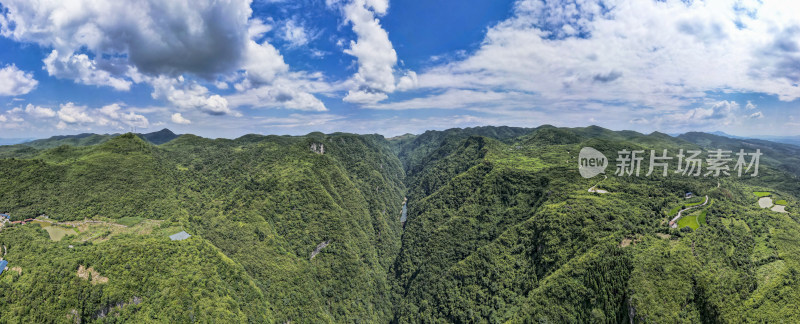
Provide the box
[668,204,683,216]
[2,126,800,322]
[31,220,78,241]
[677,210,708,230]
[667,196,705,216]
[685,197,706,207]
[0,225,273,322]
[677,214,698,229]
[775,199,788,206]
[391,126,800,322]
[1,131,404,323]
[698,209,707,225]
[754,191,772,197]
[115,216,146,227]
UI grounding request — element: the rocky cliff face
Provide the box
[310,142,325,154]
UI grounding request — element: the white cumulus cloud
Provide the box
[0,0,328,114]
[0,64,38,96]
[171,113,192,125]
[43,50,133,91]
[343,90,388,104]
[96,103,149,128]
[281,18,314,48]
[151,76,237,116]
[227,73,330,111]
[331,0,416,104]
[53,102,148,129]
[24,104,56,118]
[57,103,95,124]
[340,0,398,93]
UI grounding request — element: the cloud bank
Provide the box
[374,0,800,128]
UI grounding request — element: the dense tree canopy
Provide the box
[1,126,799,322]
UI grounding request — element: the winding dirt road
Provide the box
[588,175,609,194]
[670,195,709,228]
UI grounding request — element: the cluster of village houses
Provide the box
[0,212,35,225]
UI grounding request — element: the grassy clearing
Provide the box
[775,200,788,206]
[31,220,77,241]
[677,210,708,230]
[685,199,705,208]
[45,226,77,241]
[754,191,771,197]
[72,219,165,243]
[677,215,699,230]
[115,216,146,227]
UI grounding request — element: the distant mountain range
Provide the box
[0,128,179,148]
[707,131,800,147]
[5,128,797,148]
[749,135,800,147]
[0,137,36,145]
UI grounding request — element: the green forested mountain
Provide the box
[1,132,404,323]
[1,126,799,323]
[0,129,179,159]
[391,126,800,323]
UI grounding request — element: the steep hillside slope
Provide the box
[160,132,406,322]
[390,126,800,322]
[0,134,179,220]
[0,131,406,323]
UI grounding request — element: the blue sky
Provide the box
[0,0,799,139]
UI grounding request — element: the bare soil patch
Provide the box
[759,197,774,208]
[77,265,109,285]
[772,205,787,213]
